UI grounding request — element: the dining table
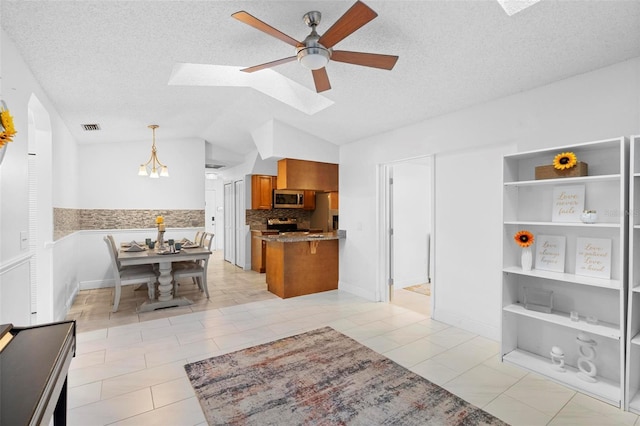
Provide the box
[118,244,212,313]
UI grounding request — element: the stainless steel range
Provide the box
[266,218,309,233]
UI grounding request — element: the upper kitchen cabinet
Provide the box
[329,192,339,210]
[277,159,338,192]
[303,191,316,210]
[251,175,277,210]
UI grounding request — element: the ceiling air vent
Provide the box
[205,163,225,169]
[81,123,101,131]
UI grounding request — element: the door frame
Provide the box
[378,156,436,314]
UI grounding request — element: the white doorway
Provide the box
[223,182,235,264]
[205,189,216,248]
[380,156,434,315]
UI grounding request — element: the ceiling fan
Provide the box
[231,1,399,93]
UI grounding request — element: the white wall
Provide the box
[78,137,205,209]
[339,58,640,340]
[252,119,340,164]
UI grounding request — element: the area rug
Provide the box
[405,283,431,296]
[185,326,507,425]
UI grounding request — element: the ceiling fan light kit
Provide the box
[297,11,330,70]
[232,1,398,92]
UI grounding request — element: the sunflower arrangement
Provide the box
[0,106,17,149]
[514,230,534,248]
[553,152,577,170]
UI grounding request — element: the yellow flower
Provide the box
[155,216,164,224]
[0,107,17,148]
[514,230,534,248]
[553,152,577,170]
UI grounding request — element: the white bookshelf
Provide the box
[502,137,628,409]
[626,136,640,413]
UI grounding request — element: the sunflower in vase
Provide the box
[514,230,534,271]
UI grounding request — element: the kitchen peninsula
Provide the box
[257,233,341,298]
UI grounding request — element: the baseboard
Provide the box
[432,306,499,341]
[80,279,114,291]
[338,280,377,301]
[63,284,80,320]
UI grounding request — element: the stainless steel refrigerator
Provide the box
[310,192,339,232]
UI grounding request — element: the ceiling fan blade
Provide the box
[232,11,301,48]
[240,56,297,73]
[312,68,331,93]
[318,1,378,49]
[331,50,398,70]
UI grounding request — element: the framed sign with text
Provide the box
[575,237,612,279]
[551,185,585,222]
[534,235,566,273]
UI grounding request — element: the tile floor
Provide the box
[65,252,637,425]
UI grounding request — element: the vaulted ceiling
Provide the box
[2,1,639,167]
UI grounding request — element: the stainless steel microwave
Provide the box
[273,190,304,208]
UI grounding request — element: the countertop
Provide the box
[255,231,345,243]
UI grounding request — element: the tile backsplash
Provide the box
[246,209,312,230]
[54,208,204,240]
[55,207,311,239]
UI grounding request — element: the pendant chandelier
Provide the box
[138,124,169,178]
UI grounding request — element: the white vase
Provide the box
[521,247,532,271]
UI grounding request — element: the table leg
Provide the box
[156,260,173,302]
[137,259,194,312]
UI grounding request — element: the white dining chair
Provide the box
[172,232,213,298]
[104,237,158,312]
[194,230,205,247]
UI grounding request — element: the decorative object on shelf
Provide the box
[551,185,585,222]
[586,315,598,325]
[553,152,578,170]
[580,210,598,224]
[576,332,598,383]
[534,235,566,273]
[156,215,166,249]
[524,286,553,313]
[138,124,169,178]
[514,230,534,271]
[575,237,612,279]
[0,100,17,166]
[550,346,566,372]
[570,311,579,322]
[535,151,588,180]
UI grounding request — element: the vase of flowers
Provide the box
[514,230,534,271]
[156,215,166,249]
[0,101,17,166]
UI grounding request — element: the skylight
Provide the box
[168,63,334,116]
[496,0,541,16]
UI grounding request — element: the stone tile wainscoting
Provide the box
[54,208,205,239]
[246,209,312,230]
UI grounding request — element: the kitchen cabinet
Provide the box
[251,230,279,272]
[329,191,339,210]
[303,190,316,210]
[502,137,628,408]
[251,175,277,210]
[277,159,338,192]
[264,238,339,298]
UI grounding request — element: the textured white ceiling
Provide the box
[2,1,640,167]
